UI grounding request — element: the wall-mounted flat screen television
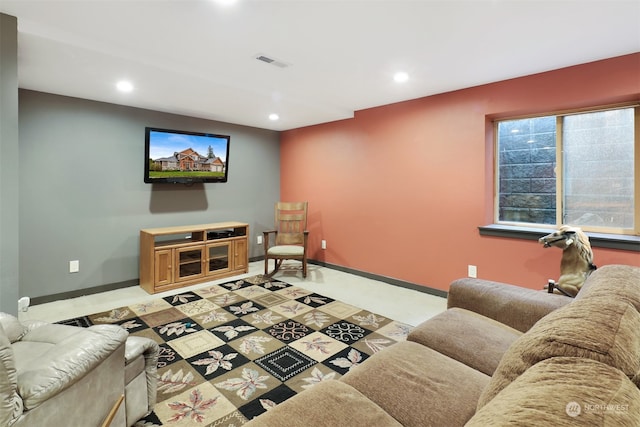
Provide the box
[144,127,230,184]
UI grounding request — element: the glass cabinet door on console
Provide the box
[175,247,205,282]
[207,242,232,275]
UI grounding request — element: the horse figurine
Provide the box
[538,225,597,297]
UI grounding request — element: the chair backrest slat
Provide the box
[274,202,308,246]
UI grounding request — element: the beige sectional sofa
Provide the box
[244,264,640,426]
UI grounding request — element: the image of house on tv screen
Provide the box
[147,129,229,181]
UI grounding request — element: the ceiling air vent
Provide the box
[255,54,289,68]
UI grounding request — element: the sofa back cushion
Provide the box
[477,296,640,409]
[576,264,640,312]
[468,357,640,426]
[0,323,23,426]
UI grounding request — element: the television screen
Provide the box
[144,127,230,184]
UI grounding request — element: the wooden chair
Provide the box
[263,202,309,278]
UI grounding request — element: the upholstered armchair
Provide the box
[0,312,158,427]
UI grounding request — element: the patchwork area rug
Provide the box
[59,275,412,426]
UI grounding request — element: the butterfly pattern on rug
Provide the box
[58,275,412,426]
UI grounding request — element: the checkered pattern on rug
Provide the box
[58,276,413,426]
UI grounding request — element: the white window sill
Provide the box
[479,224,640,252]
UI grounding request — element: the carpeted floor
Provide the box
[59,275,412,426]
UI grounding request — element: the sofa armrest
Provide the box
[125,336,159,411]
[447,278,571,333]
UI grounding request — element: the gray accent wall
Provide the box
[19,89,280,300]
[0,13,20,314]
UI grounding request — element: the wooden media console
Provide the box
[139,221,249,294]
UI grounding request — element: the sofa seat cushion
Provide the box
[407,308,522,376]
[477,297,640,409]
[341,341,489,427]
[467,357,640,426]
[242,380,403,427]
[12,324,128,409]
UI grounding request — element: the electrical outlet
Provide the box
[256,235,263,245]
[69,260,80,273]
[321,240,327,250]
[468,265,477,278]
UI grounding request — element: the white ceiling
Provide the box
[1,0,639,131]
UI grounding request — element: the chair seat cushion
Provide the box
[267,245,304,256]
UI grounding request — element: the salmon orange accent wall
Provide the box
[281,53,640,292]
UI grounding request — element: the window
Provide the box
[495,105,638,235]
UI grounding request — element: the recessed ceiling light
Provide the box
[116,80,134,92]
[214,0,238,5]
[269,113,279,121]
[393,71,409,83]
